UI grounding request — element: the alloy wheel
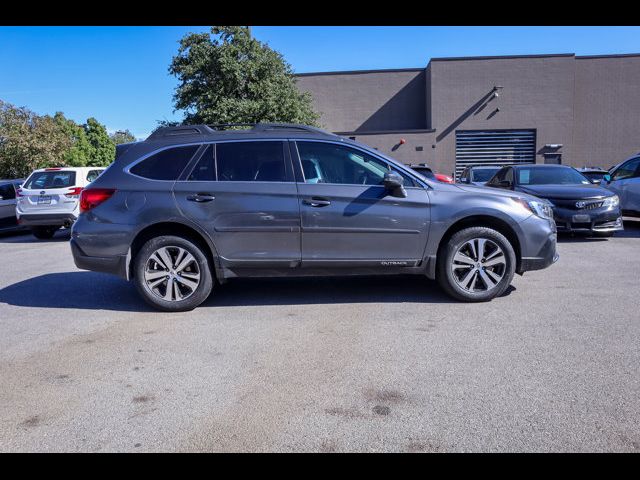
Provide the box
[450,237,507,293]
[144,246,201,301]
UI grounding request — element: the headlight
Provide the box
[513,197,554,219]
[602,195,619,208]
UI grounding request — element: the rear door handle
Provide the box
[186,193,215,203]
[302,197,331,207]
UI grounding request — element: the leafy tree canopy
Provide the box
[169,26,320,127]
[110,129,137,145]
[0,100,127,178]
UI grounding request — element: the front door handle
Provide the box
[302,197,331,207]
[186,193,215,203]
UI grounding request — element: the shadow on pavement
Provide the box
[205,275,464,307]
[0,271,151,312]
[0,229,71,243]
[0,272,471,312]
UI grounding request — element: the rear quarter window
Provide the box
[129,146,199,181]
[86,170,104,183]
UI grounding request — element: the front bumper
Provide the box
[519,231,558,273]
[17,213,77,227]
[553,206,623,234]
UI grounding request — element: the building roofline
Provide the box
[576,53,640,59]
[428,53,575,64]
[294,52,640,79]
[335,128,436,136]
[295,67,425,77]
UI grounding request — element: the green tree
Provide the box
[0,100,71,178]
[110,129,136,145]
[54,111,92,167]
[84,117,115,167]
[169,26,320,127]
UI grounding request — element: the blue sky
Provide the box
[2,26,640,139]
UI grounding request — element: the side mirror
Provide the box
[383,172,407,198]
[497,180,513,189]
[460,177,468,184]
[603,174,611,182]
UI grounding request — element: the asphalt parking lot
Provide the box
[1,221,639,452]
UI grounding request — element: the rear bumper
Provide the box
[18,213,76,227]
[70,238,129,279]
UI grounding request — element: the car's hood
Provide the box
[516,184,613,200]
[453,183,546,204]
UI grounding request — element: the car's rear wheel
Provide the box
[133,235,213,312]
[436,226,516,302]
[31,226,59,239]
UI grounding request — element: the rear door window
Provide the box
[23,171,77,189]
[188,145,215,181]
[216,141,288,182]
[130,145,199,180]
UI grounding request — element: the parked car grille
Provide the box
[548,198,604,210]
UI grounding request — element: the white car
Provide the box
[16,167,106,239]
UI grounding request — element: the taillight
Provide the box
[65,187,84,198]
[79,188,116,213]
[435,173,454,184]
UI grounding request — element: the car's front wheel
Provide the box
[133,235,214,312]
[436,226,516,302]
[31,226,59,239]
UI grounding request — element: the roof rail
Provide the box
[207,123,257,130]
[146,123,335,140]
[146,125,216,140]
[208,122,335,136]
[252,123,335,136]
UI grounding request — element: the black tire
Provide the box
[133,235,213,312]
[31,226,59,239]
[436,226,516,302]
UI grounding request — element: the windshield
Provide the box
[582,171,605,181]
[471,168,500,182]
[23,170,77,189]
[516,167,591,185]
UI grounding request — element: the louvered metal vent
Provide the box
[455,129,536,180]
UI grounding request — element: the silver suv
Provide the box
[601,155,640,216]
[70,124,558,311]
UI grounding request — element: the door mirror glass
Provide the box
[383,172,407,198]
[603,174,611,182]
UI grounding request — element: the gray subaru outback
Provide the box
[70,123,558,311]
